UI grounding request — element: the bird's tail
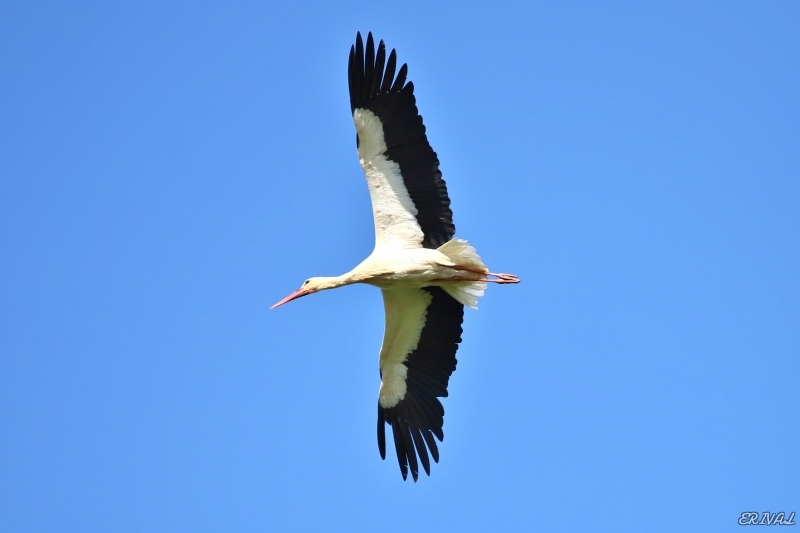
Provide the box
[437,238,487,310]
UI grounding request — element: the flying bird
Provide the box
[272,32,519,481]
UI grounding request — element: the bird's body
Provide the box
[323,245,480,289]
[272,32,519,481]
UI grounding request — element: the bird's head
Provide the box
[270,277,335,309]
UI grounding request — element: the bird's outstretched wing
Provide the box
[348,32,455,250]
[377,287,464,481]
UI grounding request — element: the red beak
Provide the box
[270,288,311,309]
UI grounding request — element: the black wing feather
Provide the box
[411,426,431,477]
[377,404,386,460]
[381,49,397,93]
[371,41,385,96]
[398,417,419,481]
[391,421,409,480]
[348,32,455,249]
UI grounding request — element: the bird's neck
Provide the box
[314,262,376,292]
[316,272,361,291]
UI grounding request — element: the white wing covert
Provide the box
[355,110,425,250]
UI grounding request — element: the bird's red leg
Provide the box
[449,265,520,284]
[432,276,518,285]
[432,276,489,283]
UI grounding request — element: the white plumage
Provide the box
[355,108,424,249]
[272,32,519,481]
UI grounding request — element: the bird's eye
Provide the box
[304,279,310,285]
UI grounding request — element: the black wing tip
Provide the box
[377,403,386,460]
[349,31,408,112]
[379,402,447,481]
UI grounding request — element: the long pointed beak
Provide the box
[270,288,311,309]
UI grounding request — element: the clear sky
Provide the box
[1,1,798,532]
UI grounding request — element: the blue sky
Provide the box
[1,1,798,531]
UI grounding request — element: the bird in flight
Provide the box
[272,32,519,481]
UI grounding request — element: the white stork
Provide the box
[272,32,519,481]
